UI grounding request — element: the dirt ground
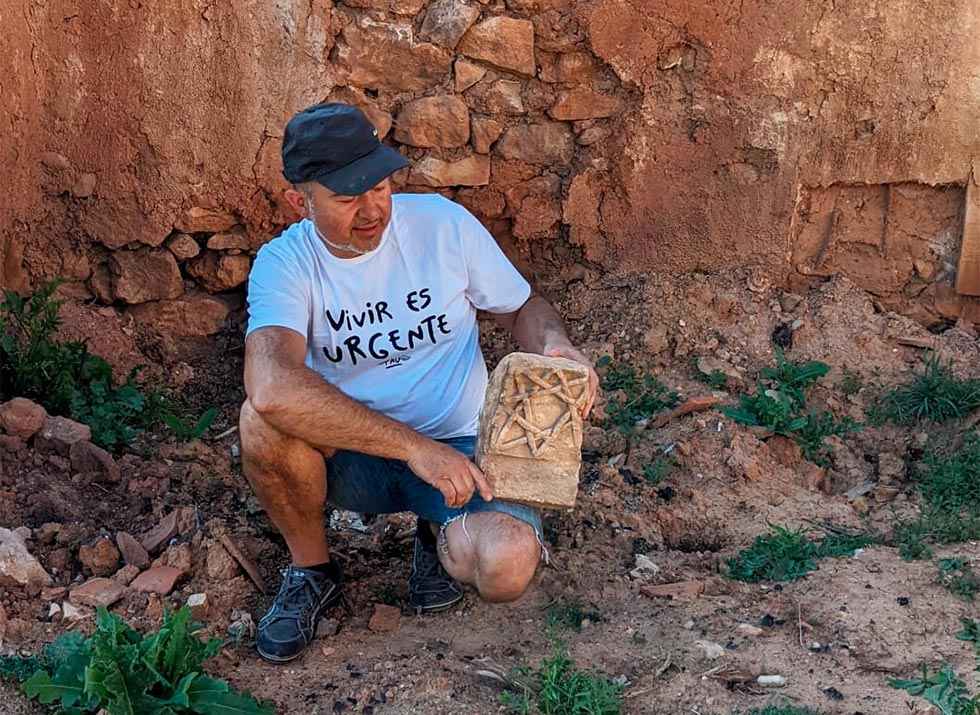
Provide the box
[2,269,979,714]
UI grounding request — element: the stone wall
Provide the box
[0,0,978,336]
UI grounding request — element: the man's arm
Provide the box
[244,327,492,507]
[492,291,600,417]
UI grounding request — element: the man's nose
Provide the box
[357,197,383,220]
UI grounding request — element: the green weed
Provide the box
[642,456,675,485]
[919,437,980,513]
[938,558,979,601]
[889,664,980,715]
[956,618,980,670]
[874,355,980,425]
[721,349,859,466]
[20,606,272,714]
[162,407,218,442]
[896,508,980,561]
[692,359,729,390]
[0,654,42,683]
[0,283,215,449]
[727,524,875,583]
[598,359,679,433]
[895,437,980,560]
[544,600,601,633]
[501,642,623,715]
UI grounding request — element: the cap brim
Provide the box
[313,145,410,196]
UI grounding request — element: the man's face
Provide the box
[291,179,393,255]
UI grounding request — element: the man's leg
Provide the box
[239,399,333,566]
[240,400,344,663]
[436,512,541,602]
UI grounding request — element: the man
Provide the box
[241,102,598,663]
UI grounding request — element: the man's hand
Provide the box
[545,344,600,419]
[406,438,494,508]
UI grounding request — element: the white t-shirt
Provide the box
[245,193,532,439]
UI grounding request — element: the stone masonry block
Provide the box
[475,353,588,509]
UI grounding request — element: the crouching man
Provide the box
[240,102,598,662]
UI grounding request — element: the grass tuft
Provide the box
[501,642,623,715]
[938,558,980,601]
[895,437,980,560]
[873,355,980,425]
[727,524,875,583]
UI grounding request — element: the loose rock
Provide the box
[629,554,661,582]
[206,541,240,580]
[115,532,150,569]
[695,640,726,659]
[187,592,209,619]
[78,538,121,577]
[70,577,127,608]
[166,233,201,260]
[0,398,47,440]
[35,416,92,456]
[0,527,52,588]
[70,440,120,483]
[131,566,184,595]
[113,564,141,585]
[109,249,183,304]
[187,252,250,293]
[142,511,180,555]
[206,230,249,251]
[128,292,234,337]
[368,603,402,632]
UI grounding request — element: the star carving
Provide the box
[491,367,589,457]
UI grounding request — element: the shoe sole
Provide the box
[256,588,343,664]
[410,591,464,614]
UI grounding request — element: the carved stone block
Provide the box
[475,352,589,509]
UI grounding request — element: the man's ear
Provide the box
[283,188,308,218]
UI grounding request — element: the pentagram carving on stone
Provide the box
[475,352,589,510]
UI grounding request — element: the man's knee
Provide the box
[240,399,282,465]
[239,400,329,482]
[476,520,540,603]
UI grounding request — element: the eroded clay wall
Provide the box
[1,0,977,335]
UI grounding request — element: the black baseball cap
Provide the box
[281,102,409,196]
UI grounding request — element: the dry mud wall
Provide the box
[1,0,978,336]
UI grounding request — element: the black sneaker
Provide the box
[256,563,342,663]
[408,523,463,613]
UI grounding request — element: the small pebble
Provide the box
[757,674,786,687]
[737,623,764,637]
